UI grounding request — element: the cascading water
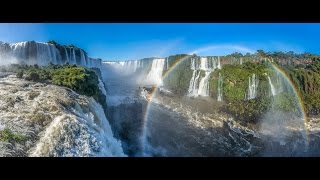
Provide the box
[188,56,221,97]
[247,74,259,100]
[198,71,212,96]
[267,76,276,96]
[0,41,101,68]
[64,47,69,64]
[29,98,125,157]
[217,72,223,101]
[0,75,125,157]
[217,56,221,69]
[145,58,165,86]
[80,50,86,66]
[103,60,143,76]
[166,57,169,70]
[72,48,77,64]
[276,72,285,94]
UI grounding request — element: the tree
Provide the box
[16,71,23,78]
[230,52,243,58]
[256,50,267,58]
[25,71,40,81]
[47,40,58,46]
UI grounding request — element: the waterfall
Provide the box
[188,70,197,95]
[64,47,69,63]
[80,50,86,66]
[72,49,76,64]
[188,70,201,96]
[247,74,259,100]
[240,58,243,65]
[103,60,144,76]
[198,71,212,96]
[217,56,221,69]
[0,41,101,68]
[267,76,276,96]
[276,72,284,94]
[145,58,165,86]
[166,57,169,69]
[69,48,73,64]
[29,98,125,157]
[188,56,221,97]
[217,72,223,101]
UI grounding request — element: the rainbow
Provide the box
[141,55,309,152]
[141,55,191,151]
[269,63,308,123]
[268,62,310,147]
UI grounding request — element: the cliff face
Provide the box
[0,74,125,157]
[0,41,101,68]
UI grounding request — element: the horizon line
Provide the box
[1,40,319,61]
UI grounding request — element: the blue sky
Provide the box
[0,23,319,60]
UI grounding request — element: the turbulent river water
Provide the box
[102,73,320,157]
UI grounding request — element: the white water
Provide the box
[0,41,101,68]
[29,98,125,157]
[198,71,212,96]
[102,60,143,76]
[247,74,259,100]
[64,47,69,63]
[217,72,223,101]
[276,72,285,94]
[267,76,276,96]
[98,78,107,98]
[0,75,124,157]
[145,58,165,86]
[143,94,260,156]
[166,57,169,69]
[188,57,221,97]
[217,56,221,69]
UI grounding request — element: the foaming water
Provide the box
[142,93,260,156]
[0,75,124,157]
[29,98,125,157]
[141,83,316,156]
[267,76,276,96]
[188,57,221,97]
[246,74,258,100]
[145,58,165,86]
[0,41,101,68]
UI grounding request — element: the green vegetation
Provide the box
[225,97,271,123]
[16,70,24,78]
[161,51,320,123]
[0,128,26,143]
[210,62,271,101]
[1,49,320,124]
[163,54,193,95]
[208,62,270,123]
[211,51,320,122]
[1,63,107,110]
[282,59,320,116]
